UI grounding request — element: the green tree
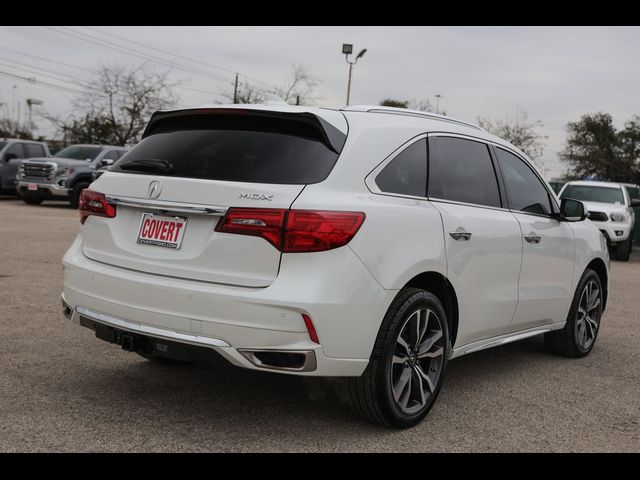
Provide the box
[561,112,639,183]
[380,98,409,108]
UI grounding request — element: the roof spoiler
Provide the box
[142,108,347,154]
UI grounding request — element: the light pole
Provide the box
[434,93,442,114]
[342,44,367,106]
[26,98,43,131]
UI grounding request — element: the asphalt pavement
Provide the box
[1,197,638,452]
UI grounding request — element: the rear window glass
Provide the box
[111,114,341,184]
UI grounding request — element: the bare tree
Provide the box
[408,98,435,113]
[45,64,179,146]
[222,64,321,106]
[478,110,547,165]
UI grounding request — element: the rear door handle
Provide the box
[524,232,541,244]
[449,228,472,241]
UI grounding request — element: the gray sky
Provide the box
[1,26,639,178]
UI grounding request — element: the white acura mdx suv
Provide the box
[61,104,609,428]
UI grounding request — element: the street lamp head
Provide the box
[342,43,353,55]
[356,48,367,60]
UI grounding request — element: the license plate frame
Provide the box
[136,212,188,250]
[27,183,38,191]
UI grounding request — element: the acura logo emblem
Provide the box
[148,181,162,198]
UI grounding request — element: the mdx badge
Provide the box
[239,193,273,201]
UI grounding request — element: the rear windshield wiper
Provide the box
[119,158,175,174]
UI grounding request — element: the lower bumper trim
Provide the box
[75,305,231,348]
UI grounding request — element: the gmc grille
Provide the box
[20,162,56,180]
[588,211,608,222]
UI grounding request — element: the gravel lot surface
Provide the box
[1,197,638,452]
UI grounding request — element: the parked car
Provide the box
[16,144,128,207]
[92,152,125,182]
[61,105,609,428]
[559,180,640,261]
[0,138,50,195]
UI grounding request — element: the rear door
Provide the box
[494,146,575,328]
[428,135,523,346]
[84,109,346,287]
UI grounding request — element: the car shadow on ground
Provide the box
[54,333,552,442]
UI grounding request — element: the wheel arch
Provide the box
[403,271,459,347]
[586,257,608,312]
[69,173,93,190]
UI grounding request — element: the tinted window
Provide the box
[54,146,102,161]
[561,185,624,205]
[102,150,120,160]
[112,115,340,184]
[375,139,427,197]
[5,143,25,158]
[496,148,552,215]
[25,144,45,157]
[428,137,501,208]
[624,185,639,201]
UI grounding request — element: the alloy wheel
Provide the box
[390,308,445,414]
[576,279,602,350]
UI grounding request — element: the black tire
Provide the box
[71,182,90,209]
[615,238,631,261]
[348,288,449,428]
[545,269,603,358]
[21,194,43,205]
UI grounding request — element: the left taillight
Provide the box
[79,189,116,224]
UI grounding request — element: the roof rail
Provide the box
[342,105,485,131]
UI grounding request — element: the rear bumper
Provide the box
[62,234,396,376]
[17,180,71,198]
[592,221,632,244]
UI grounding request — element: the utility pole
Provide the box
[233,73,239,104]
[296,95,300,106]
[342,44,367,106]
[434,93,442,114]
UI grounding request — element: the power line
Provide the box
[83,26,277,90]
[0,50,226,101]
[0,70,85,95]
[44,26,237,87]
[0,48,94,72]
[0,58,94,90]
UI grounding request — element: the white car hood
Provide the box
[581,201,626,215]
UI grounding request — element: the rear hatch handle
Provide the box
[105,195,228,216]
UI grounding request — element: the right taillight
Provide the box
[79,189,116,224]
[215,208,365,253]
[283,210,365,253]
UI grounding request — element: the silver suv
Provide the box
[17,144,127,207]
[0,138,50,195]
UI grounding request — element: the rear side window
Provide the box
[428,137,501,208]
[102,150,120,160]
[375,138,427,197]
[112,114,341,184]
[496,148,552,215]
[25,144,45,157]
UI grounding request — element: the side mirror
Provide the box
[560,198,587,222]
[4,153,18,162]
[98,158,115,168]
[630,199,640,208]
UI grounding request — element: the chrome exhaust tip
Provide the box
[238,349,317,372]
